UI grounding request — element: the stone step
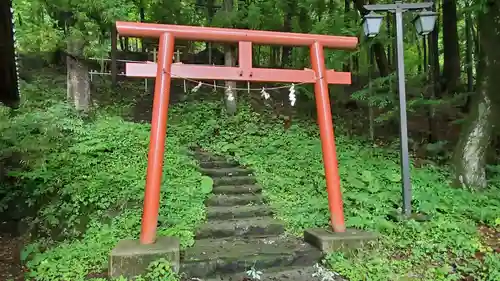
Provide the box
[199,167,253,177]
[188,150,227,161]
[195,217,285,239]
[199,160,239,169]
[204,266,345,281]
[213,176,257,186]
[212,185,262,195]
[207,205,274,220]
[188,147,222,159]
[206,194,264,207]
[181,237,323,278]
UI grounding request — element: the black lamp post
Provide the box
[362,1,437,217]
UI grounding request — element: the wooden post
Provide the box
[175,49,182,62]
[111,24,118,88]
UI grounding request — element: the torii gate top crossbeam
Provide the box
[116,22,357,84]
[116,22,358,49]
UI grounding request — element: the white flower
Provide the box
[289,84,296,106]
[261,88,270,100]
[191,82,202,93]
[312,263,342,281]
[226,86,235,101]
[227,93,235,101]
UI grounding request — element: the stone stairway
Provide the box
[181,148,324,281]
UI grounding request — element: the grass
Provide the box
[0,72,210,280]
[1,69,499,280]
[170,101,500,281]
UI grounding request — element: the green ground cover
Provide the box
[171,102,500,281]
[0,71,498,280]
[0,73,209,280]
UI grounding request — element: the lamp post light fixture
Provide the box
[362,1,437,218]
[362,12,385,38]
[413,10,438,36]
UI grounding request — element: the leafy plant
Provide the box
[0,72,209,280]
[246,266,263,280]
[142,258,179,281]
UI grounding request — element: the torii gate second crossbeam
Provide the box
[115,21,358,245]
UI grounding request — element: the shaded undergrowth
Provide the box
[0,73,209,280]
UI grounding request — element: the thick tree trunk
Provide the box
[442,0,460,93]
[66,40,90,112]
[453,0,500,189]
[0,0,19,107]
[281,0,297,68]
[67,56,91,112]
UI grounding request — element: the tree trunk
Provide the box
[465,8,474,93]
[425,1,440,141]
[342,0,351,72]
[66,40,90,112]
[453,0,500,189]
[281,0,297,68]
[119,36,125,51]
[368,45,375,141]
[473,23,480,77]
[223,0,237,115]
[0,0,20,107]
[461,6,474,113]
[386,15,392,67]
[140,1,145,52]
[429,2,440,96]
[206,0,215,55]
[353,0,391,77]
[423,37,427,73]
[372,43,390,77]
[442,0,460,93]
[416,33,422,74]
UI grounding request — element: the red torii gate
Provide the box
[115,21,358,245]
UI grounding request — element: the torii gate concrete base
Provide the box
[304,228,378,254]
[109,236,180,278]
